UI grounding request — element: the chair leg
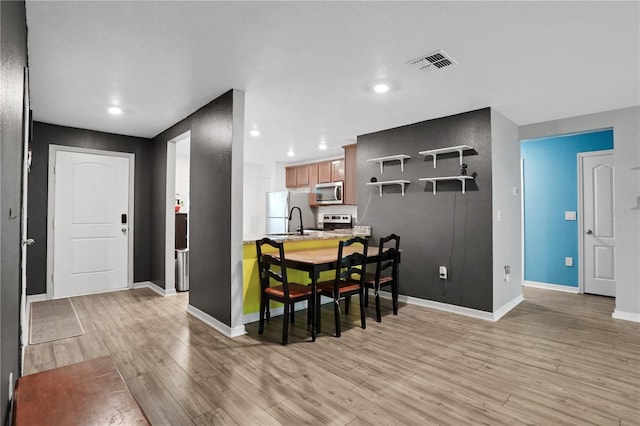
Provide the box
[259,295,266,334]
[290,302,295,324]
[392,281,399,315]
[359,290,367,329]
[375,291,382,322]
[334,298,341,337]
[364,287,369,307]
[345,295,351,314]
[315,293,322,335]
[266,302,271,321]
[282,302,290,345]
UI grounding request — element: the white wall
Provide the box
[491,109,523,314]
[520,106,640,321]
[243,162,277,239]
[175,138,190,213]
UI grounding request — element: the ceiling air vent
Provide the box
[407,50,456,73]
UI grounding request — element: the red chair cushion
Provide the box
[265,283,313,299]
[363,272,393,286]
[317,279,361,294]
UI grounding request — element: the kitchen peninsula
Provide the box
[242,231,355,321]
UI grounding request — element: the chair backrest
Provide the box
[334,237,369,288]
[255,238,291,297]
[374,234,400,282]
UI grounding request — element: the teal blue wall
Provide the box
[521,129,613,287]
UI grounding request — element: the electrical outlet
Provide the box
[565,211,577,221]
[565,257,573,267]
[8,372,14,401]
[439,266,447,280]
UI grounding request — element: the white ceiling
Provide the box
[25,1,639,165]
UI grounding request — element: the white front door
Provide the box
[52,150,130,298]
[582,152,615,297]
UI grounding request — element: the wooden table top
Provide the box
[283,245,378,265]
[13,356,150,426]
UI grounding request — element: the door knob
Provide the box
[121,227,127,233]
[586,229,593,235]
[22,238,35,246]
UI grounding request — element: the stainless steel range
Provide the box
[322,214,352,231]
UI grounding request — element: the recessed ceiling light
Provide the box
[318,142,327,151]
[108,106,122,115]
[374,84,389,94]
[287,149,295,157]
[249,129,260,137]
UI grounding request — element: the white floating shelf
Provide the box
[367,154,411,173]
[419,176,474,194]
[366,180,411,197]
[418,145,473,168]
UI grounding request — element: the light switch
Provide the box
[565,211,577,221]
[565,257,573,267]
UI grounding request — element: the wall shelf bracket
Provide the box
[418,145,473,168]
[366,180,411,197]
[367,154,411,173]
[418,176,474,194]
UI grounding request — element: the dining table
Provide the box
[276,245,399,341]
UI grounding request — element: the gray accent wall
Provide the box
[151,90,243,327]
[27,122,153,295]
[356,108,494,312]
[1,0,27,421]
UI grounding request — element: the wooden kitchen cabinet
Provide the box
[285,166,297,188]
[331,159,345,182]
[318,161,332,183]
[286,164,310,188]
[343,144,357,205]
[296,164,309,186]
[308,163,319,206]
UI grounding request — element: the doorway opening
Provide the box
[165,131,191,294]
[520,129,614,296]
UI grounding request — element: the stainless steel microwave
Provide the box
[315,181,343,205]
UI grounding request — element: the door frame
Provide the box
[165,131,190,295]
[577,149,614,295]
[20,67,31,371]
[46,145,135,299]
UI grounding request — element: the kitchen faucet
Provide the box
[288,206,304,235]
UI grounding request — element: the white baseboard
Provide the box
[523,280,579,293]
[493,295,525,321]
[612,310,640,323]
[378,291,503,321]
[187,304,246,338]
[133,281,177,297]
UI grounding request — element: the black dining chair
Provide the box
[256,238,316,345]
[317,237,368,337]
[363,234,400,322]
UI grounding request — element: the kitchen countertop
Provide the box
[243,229,356,245]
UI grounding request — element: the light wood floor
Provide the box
[25,287,639,425]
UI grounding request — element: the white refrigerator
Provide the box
[265,191,315,234]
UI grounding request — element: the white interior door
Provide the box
[582,152,615,297]
[52,150,130,298]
